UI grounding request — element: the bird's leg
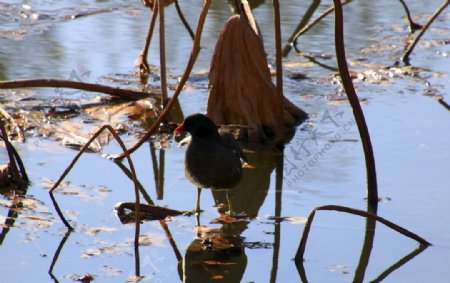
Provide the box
[195,213,201,236]
[226,191,233,216]
[195,187,202,214]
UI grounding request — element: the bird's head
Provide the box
[175,113,218,138]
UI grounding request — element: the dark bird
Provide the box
[175,113,245,215]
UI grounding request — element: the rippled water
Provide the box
[1,1,449,282]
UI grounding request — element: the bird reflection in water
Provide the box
[178,146,281,282]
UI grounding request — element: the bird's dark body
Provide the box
[176,114,244,190]
[185,131,242,189]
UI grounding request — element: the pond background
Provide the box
[0,0,449,282]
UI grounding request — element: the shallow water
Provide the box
[0,0,450,282]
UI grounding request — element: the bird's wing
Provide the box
[219,131,247,164]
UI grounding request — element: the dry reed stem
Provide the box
[295,205,431,265]
[0,126,28,184]
[49,125,141,244]
[159,0,168,104]
[397,0,423,31]
[112,0,211,160]
[289,0,351,52]
[174,0,195,40]
[0,79,153,100]
[332,0,378,204]
[272,0,285,143]
[138,0,159,75]
[48,230,71,281]
[0,134,29,183]
[0,107,25,142]
[401,0,450,64]
[286,0,419,55]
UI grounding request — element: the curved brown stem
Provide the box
[272,0,285,143]
[112,0,211,160]
[285,0,351,55]
[159,0,168,105]
[369,244,428,283]
[174,0,195,40]
[401,0,450,65]
[0,133,29,183]
[138,0,159,77]
[287,0,419,56]
[397,0,423,31]
[295,205,430,265]
[48,230,71,282]
[0,122,22,185]
[0,79,153,100]
[49,125,142,239]
[437,96,450,111]
[333,0,378,205]
[0,107,25,142]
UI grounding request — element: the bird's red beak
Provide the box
[174,123,185,134]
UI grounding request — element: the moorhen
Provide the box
[175,113,245,214]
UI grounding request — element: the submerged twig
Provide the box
[332,0,378,205]
[295,205,430,265]
[401,0,450,65]
[0,79,154,100]
[112,0,211,160]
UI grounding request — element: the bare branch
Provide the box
[0,79,155,100]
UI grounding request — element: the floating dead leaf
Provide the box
[115,202,183,224]
[285,216,308,224]
[243,241,273,249]
[79,224,116,236]
[284,61,317,68]
[41,177,70,190]
[20,196,50,213]
[101,265,122,277]
[188,233,244,254]
[194,226,219,235]
[81,248,102,259]
[137,233,165,247]
[19,214,53,228]
[329,264,350,274]
[267,215,307,224]
[126,275,145,282]
[210,214,251,224]
[42,178,109,202]
[75,273,95,282]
